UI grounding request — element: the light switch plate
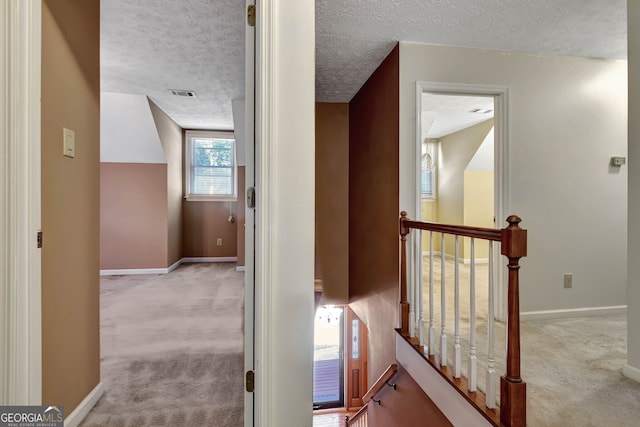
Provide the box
[63,128,75,158]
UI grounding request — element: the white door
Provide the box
[244,1,256,425]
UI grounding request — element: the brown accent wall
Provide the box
[368,365,453,427]
[237,166,246,266]
[315,103,349,304]
[182,201,238,257]
[149,100,183,266]
[100,163,169,269]
[348,45,400,385]
[41,0,100,414]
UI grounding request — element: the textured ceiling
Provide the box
[101,0,245,130]
[316,0,626,102]
[101,0,626,129]
[422,94,494,139]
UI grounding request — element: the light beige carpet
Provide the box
[80,263,244,427]
[423,256,640,426]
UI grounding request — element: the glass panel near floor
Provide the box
[313,305,344,409]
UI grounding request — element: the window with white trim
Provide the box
[421,140,437,198]
[185,130,237,200]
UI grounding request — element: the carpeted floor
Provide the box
[81,259,640,426]
[522,314,640,427]
[80,263,244,427]
[424,256,640,426]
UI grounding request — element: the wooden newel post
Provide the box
[500,215,527,427]
[399,211,410,336]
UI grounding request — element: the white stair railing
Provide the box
[399,212,528,427]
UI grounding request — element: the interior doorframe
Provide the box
[1,0,42,405]
[415,81,510,322]
[253,0,316,425]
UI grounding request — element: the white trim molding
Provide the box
[520,305,627,321]
[99,268,171,276]
[623,364,640,384]
[254,0,316,425]
[1,0,42,405]
[99,257,239,276]
[181,256,237,263]
[63,382,104,427]
[236,266,246,272]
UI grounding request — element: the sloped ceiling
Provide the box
[101,0,626,129]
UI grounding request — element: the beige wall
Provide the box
[41,0,100,414]
[149,100,183,266]
[182,201,238,257]
[349,45,400,385]
[463,170,494,260]
[316,103,349,304]
[368,365,451,427]
[421,199,437,222]
[399,42,627,312]
[100,163,169,269]
[628,0,640,373]
[237,166,246,266]
[437,120,493,257]
[181,129,240,259]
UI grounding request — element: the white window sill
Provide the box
[184,195,238,202]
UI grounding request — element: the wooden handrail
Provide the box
[399,211,527,427]
[362,363,398,403]
[346,365,397,426]
[401,218,502,241]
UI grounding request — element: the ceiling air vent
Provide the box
[469,108,492,114]
[169,89,196,97]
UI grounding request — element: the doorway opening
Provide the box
[417,82,509,321]
[313,305,345,409]
[419,92,495,234]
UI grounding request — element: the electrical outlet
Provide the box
[564,273,573,289]
[217,238,223,247]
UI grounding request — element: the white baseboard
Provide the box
[422,251,489,265]
[100,257,239,276]
[64,382,104,427]
[100,267,169,276]
[167,258,182,273]
[521,305,627,321]
[623,364,640,383]
[236,266,246,272]
[181,257,237,263]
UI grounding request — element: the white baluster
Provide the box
[414,231,422,338]
[486,241,497,408]
[418,230,425,348]
[453,236,461,378]
[428,231,436,356]
[408,231,415,336]
[469,238,477,391]
[440,233,447,367]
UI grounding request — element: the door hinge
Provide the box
[247,187,256,209]
[37,230,43,248]
[247,5,256,27]
[246,370,255,392]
